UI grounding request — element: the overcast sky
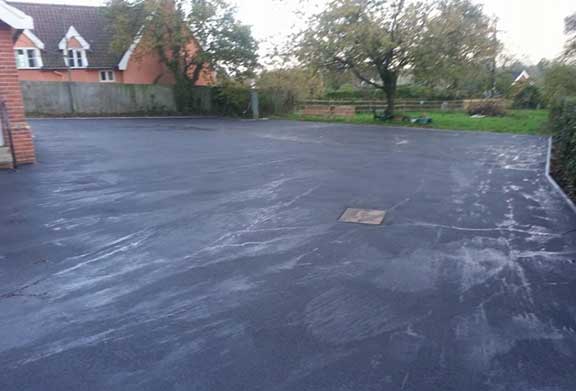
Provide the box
[15,0,576,64]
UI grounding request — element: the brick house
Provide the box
[0,0,35,168]
[8,1,214,86]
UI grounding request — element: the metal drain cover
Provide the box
[339,208,386,225]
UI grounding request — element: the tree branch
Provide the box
[190,62,204,85]
[333,56,383,88]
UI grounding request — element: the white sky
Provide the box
[14,0,576,64]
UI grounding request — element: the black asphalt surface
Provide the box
[1,118,576,391]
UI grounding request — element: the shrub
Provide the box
[259,88,296,116]
[543,63,576,105]
[511,82,543,109]
[322,84,455,101]
[213,81,252,117]
[466,100,507,117]
[256,68,323,101]
[550,97,576,194]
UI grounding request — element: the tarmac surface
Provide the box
[1,118,576,391]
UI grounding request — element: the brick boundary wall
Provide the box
[0,23,36,168]
[303,105,356,117]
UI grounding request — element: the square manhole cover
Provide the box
[339,208,386,225]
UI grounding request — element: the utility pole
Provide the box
[489,19,500,98]
[250,89,260,120]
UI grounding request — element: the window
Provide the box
[14,48,43,69]
[99,70,115,83]
[65,49,88,68]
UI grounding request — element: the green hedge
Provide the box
[259,88,296,116]
[323,85,457,101]
[174,82,296,117]
[550,97,576,193]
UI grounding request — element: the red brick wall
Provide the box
[303,105,356,117]
[0,23,35,166]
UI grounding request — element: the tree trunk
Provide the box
[189,62,204,86]
[382,71,398,117]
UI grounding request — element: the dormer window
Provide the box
[15,48,43,69]
[58,26,90,69]
[14,30,44,69]
[65,49,87,68]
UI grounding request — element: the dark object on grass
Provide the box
[411,114,433,125]
[373,109,394,121]
[467,100,506,117]
[373,110,412,122]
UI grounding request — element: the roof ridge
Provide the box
[7,1,104,9]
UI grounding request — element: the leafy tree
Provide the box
[543,62,576,104]
[412,0,499,97]
[296,0,432,116]
[295,0,499,115]
[106,0,258,85]
[491,58,550,98]
[256,68,324,100]
[565,13,576,60]
[494,70,514,97]
[511,80,542,109]
[321,69,359,92]
[188,0,258,82]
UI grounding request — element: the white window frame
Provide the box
[14,48,43,69]
[99,70,116,83]
[65,49,88,69]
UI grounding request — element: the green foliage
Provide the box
[565,13,576,60]
[488,59,549,97]
[494,71,515,97]
[105,0,148,55]
[466,100,506,117]
[212,80,252,116]
[322,85,455,101]
[188,0,258,81]
[296,0,499,115]
[412,0,499,96]
[174,81,295,117]
[511,81,542,109]
[256,68,324,101]
[320,70,358,91]
[174,81,212,112]
[550,97,576,193]
[296,0,432,115]
[543,63,576,104]
[258,89,296,116]
[105,0,258,84]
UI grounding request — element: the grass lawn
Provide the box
[282,110,549,135]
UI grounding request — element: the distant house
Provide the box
[8,1,214,85]
[512,70,531,86]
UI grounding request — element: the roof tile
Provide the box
[9,2,122,69]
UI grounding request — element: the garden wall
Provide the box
[21,82,295,117]
[21,81,177,116]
